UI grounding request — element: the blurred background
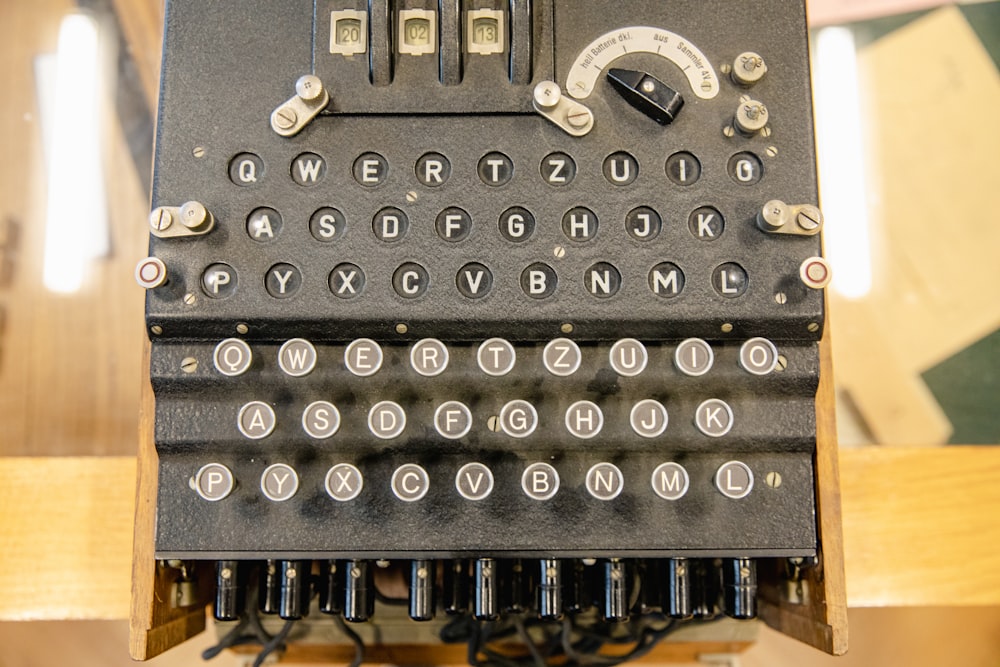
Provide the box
[0,0,998,665]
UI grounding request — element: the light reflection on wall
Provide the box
[42,13,108,295]
[813,26,873,300]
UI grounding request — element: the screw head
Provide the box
[561,323,574,334]
[192,146,206,159]
[533,82,561,108]
[183,292,197,306]
[553,245,566,259]
[797,208,822,231]
[641,80,656,93]
[149,208,173,232]
[775,292,788,305]
[273,106,298,130]
[395,323,408,334]
[236,323,249,335]
[721,323,734,333]
[181,357,198,374]
[765,471,783,488]
[566,109,591,129]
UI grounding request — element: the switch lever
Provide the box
[270,74,330,137]
[607,68,684,125]
[443,559,470,614]
[259,560,281,615]
[533,81,594,137]
[318,560,343,615]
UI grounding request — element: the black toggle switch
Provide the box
[537,559,563,620]
[607,68,685,125]
[473,558,499,620]
[214,560,244,621]
[409,560,436,621]
[501,559,529,614]
[259,559,281,615]
[443,559,470,615]
[666,558,693,619]
[601,559,629,622]
[691,559,720,619]
[564,560,593,614]
[279,560,310,620]
[318,560,342,615]
[637,559,663,614]
[722,558,758,619]
[344,559,375,622]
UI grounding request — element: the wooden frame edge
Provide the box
[129,338,211,660]
[758,314,849,655]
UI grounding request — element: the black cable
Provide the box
[201,616,250,661]
[252,619,295,667]
[334,615,366,667]
[513,617,545,667]
[202,602,277,662]
[374,589,409,606]
[440,610,725,667]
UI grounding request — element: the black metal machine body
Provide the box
[141,0,828,645]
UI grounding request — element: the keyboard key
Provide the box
[237,401,276,439]
[194,463,234,501]
[260,463,299,502]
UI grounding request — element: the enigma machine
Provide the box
[135,0,842,663]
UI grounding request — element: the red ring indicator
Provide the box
[135,257,167,289]
[799,257,832,290]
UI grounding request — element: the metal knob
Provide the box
[734,99,769,134]
[732,52,768,86]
